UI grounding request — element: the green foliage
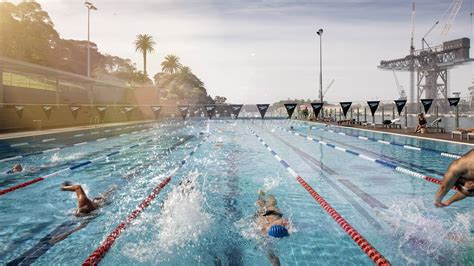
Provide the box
[134,34,155,77]
[161,54,181,74]
[0,2,142,82]
[154,61,214,105]
[214,96,227,104]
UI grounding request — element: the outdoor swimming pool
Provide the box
[1,119,473,265]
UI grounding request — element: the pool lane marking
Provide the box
[269,130,387,210]
[296,122,461,159]
[267,130,385,228]
[82,136,208,266]
[0,135,160,196]
[321,132,447,177]
[4,123,153,147]
[0,127,161,163]
[249,128,390,266]
[276,126,451,189]
[10,142,28,147]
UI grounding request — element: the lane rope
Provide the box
[0,135,161,196]
[0,124,155,162]
[276,126,455,190]
[1,122,153,150]
[295,121,461,159]
[249,128,390,266]
[82,135,208,266]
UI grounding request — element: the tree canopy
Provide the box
[0,2,217,104]
[154,58,214,105]
[134,34,155,77]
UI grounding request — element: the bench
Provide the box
[468,132,474,141]
[452,130,466,140]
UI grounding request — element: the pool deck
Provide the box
[0,120,156,140]
[300,120,474,147]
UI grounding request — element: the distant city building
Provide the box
[469,85,474,109]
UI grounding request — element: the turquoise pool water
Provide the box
[1,119,473,265]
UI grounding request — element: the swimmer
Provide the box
[255,191,289,266]
[290,126,294,131]
[255,190,290,237]
[61,181,113,216]
[434,150,474,207]
[6,164,23,174]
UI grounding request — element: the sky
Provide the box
[25,0,474,103]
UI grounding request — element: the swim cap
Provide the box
[268,225,288,238]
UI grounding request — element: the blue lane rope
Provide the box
[0,134,163,196]
[248,127,390,265]
[293,121,462,159]
[274,125,447,188]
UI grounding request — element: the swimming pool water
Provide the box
[1,119,473,265]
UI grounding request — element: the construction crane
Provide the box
[392,71,407,100]
[322,79,335,97]
[441,0,463,36]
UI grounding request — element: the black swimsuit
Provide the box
[455,179,474,196]
[262,209,283,218]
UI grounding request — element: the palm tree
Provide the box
[179,66,192,75]
[161,54,181,74]
[134,34,155,77]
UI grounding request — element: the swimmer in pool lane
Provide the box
[255,191,289,266]
[6,163,23,174]
[61,181,113,216]
[435,150,474,207]
[255,191,289,237]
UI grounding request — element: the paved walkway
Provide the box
[0,120,156,140]
[302,120,474,146]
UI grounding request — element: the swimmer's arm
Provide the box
[49,223,87,244]
[435,160,464,206]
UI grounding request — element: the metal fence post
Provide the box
[381,106,384,124]
[436,105,439,132]
[357,107,360,122]
[364,107,367,122]
[455,105,459,129]
[405,105,408,128]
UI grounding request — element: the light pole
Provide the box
[317,29,323,104]
[84,1,97,78]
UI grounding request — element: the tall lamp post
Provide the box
[317,28,323,118]
[84,1,97,78]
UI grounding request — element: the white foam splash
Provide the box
[122,172,213,262]
[50,152,83,163]
[262,175,281,192]
[378,198,472,264]
[156,173,212,251]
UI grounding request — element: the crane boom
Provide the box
[392,71,407,99]
[441,0,463,36]
[323,79,335,97]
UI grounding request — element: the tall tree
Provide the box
[134,34,155,77]
[161,54,181,74]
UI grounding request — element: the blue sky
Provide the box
[36,0,474,103]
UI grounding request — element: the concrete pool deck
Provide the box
[298,120,474,147]
[0,120,157,140]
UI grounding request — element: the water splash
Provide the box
[262,175,281,192]
[122,172,213,262]
[50,152,83,163]
[378,197,472,264]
